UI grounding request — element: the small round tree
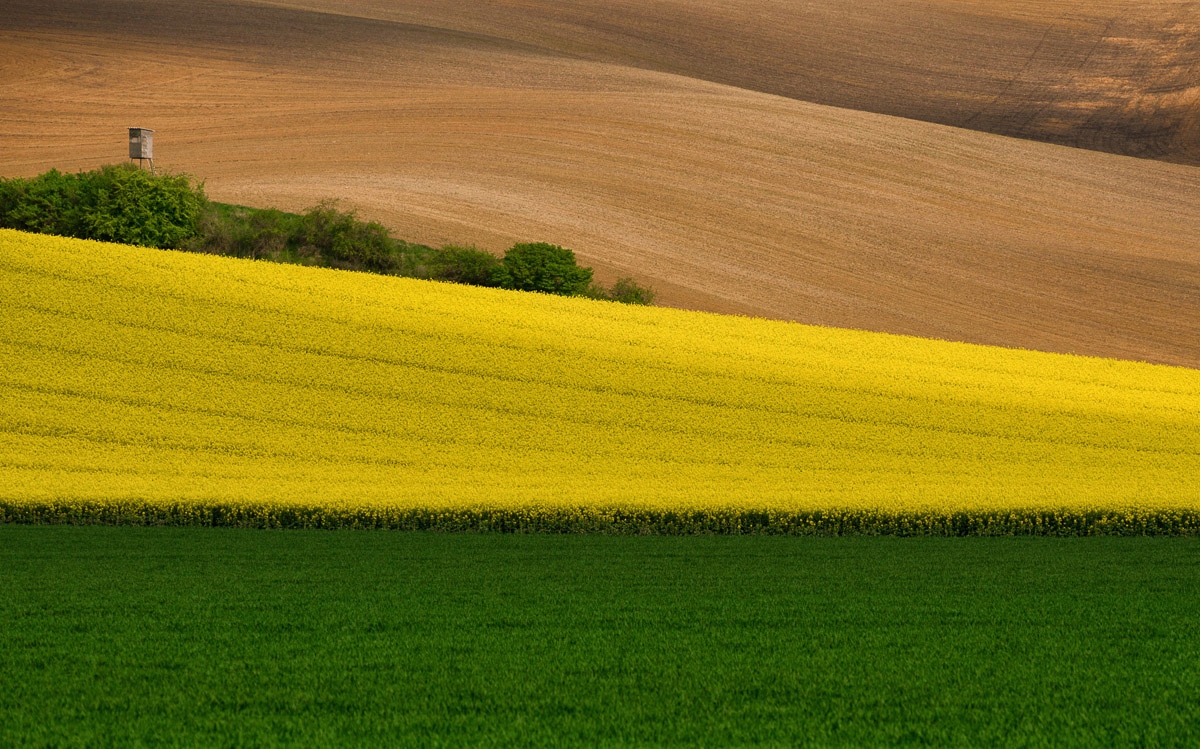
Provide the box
[501,242,593,296]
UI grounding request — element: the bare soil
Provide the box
[2,0,1198,367]
[262,0,1200,166]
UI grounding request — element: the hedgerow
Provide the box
[0,165,656,303]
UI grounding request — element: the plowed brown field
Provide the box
[265,0,1200,165]
[2,0,1199,367]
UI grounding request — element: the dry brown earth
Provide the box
[264,0,1200,165]
[2,0,1198,367]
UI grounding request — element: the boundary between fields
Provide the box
[3,501,1199,536]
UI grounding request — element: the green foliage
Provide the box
[81,165,205,248]
[183,200,434,276]
[580,282,613,300]
[501,242,594,295]
[0,169,87,237]
[606,276,656,305]
[185,203,297,260]
[498,243,654,304]
[427,244,508,287]
[0,164,204,248]
[582,276,657,305]
[3,165,655,303]
[294,201,397,273]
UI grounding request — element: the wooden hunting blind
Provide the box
[128,127,154,170]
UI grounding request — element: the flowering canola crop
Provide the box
[2,228,1198,533]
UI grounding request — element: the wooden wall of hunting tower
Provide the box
[128,128,154,160]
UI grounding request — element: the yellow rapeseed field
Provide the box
[2,228,1198,533]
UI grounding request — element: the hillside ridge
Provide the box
[254,0,1200,165]
[1,0,1198,368]
[4,229,1200,532]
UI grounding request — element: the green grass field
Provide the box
[2,527,1197,747]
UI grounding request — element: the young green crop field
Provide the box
[2,228,1199,533]
[2,527,1198,747]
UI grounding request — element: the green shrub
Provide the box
[501,242,593,296]
[607,277,656,305]
[0,169,87,237]
[0,164,204,248]
[185,203,296,260]
[428,244,507,287]
[581,282,614,300]
[580,276,656,305]
[295,201,398,273]
[183,200,435,276]
[81,165,205,248]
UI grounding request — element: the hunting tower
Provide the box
[128,127,154,171]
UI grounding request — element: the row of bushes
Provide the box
[425,242,655,304]
[0,164,655,304]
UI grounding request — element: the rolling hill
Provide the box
[263,0,1200,165]
[3,230,1199,531]
[1,0,1198,368]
